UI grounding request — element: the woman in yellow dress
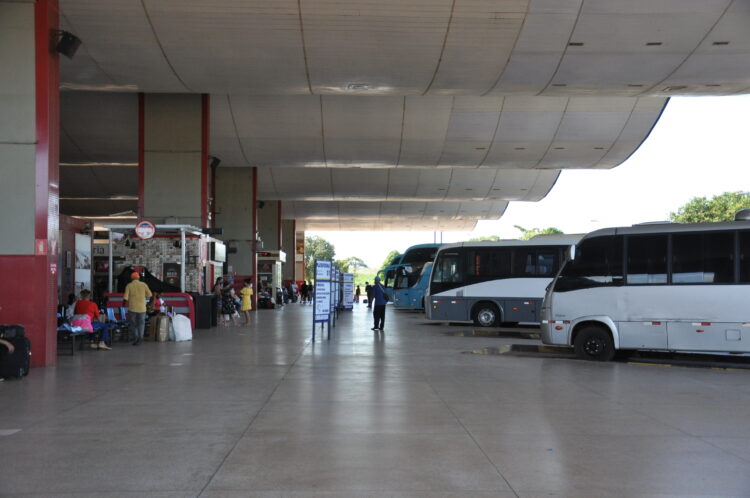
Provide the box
[239,279,254,325]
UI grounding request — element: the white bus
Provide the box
[541,217,750,360]
[425,236,581,326]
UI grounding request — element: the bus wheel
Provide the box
[573,326,615,361]
[473,303,499,327]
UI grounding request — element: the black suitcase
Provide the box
[0,336,31,378]
[0,324,25,339]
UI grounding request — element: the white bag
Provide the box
[172,314,193,342]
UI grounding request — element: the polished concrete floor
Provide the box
[2,304,750,497]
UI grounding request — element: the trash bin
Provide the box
[193,294,216,329]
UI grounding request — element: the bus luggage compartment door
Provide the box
[667,321,745,352]
[429,298,467,321]
[503,300,538,323]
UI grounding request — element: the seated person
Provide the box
[148,292,164,317]
[74,289,112,350]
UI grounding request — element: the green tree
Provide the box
[380,250,401,270]
[669,191,750,223]
[513,225,563,241]
[334,256,367,274]
[304,235,335,280]
[469,235,502,242]
[347,256,367,272]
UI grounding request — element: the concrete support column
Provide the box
[281,219,296,282]
[0,0,60,366]
[139,93,210,227]
[296,230,306,282]
[215,167,257,307]
[257,200,281,251]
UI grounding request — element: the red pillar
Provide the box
[251,167,258,311]
[201,94,210,228]
[137,93,144,218]
[0,0,60,367]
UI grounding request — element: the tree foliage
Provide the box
[513,225,563,241]
[334,256,367,274]
[381,250,401,270]
[669,191,750,223]
[304,235,335,280]
[468,235,502,242]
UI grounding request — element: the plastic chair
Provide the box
[106,307,130,342]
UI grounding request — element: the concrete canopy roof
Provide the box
[56,0,750,229]
[60,0,750,96]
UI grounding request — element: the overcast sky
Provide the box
[308,95,750,269]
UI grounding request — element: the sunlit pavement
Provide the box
[2,303,750,497]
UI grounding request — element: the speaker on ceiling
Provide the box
[55,31,82,59]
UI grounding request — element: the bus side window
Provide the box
[536,251,557,276]
[626,235,667,284]
[739,231,750,283]
[512,248,535,277]
[672,232,734,284]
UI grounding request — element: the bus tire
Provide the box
[472,302,499,327]
[573,326,615,361]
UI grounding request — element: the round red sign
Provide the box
[134,220,156,240]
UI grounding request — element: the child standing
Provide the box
[239,279,253,325]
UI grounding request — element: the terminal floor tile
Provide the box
[1,304,749,497]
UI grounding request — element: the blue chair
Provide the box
[106,307,130,342]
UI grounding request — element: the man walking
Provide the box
[365,281,373,309]
[123,271,152,345]
[371,276,388,332]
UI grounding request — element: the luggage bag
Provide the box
[172,314,192,342]
[154,315,170,342]
[0,324,25,339]
[0,335,31,378]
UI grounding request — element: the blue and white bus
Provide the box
[426,236,580,326]
[376,253,403,292]
[377,244,440,294]
[393,262,433,310]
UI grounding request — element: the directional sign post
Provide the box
[343,273,354,310]
[313,260,332,341]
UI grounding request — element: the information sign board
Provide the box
[314,260,332,323]
[314,280,331,322]
[343,273,354,309]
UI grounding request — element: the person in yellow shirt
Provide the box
[123,272,152,345]
[239,279,253,325]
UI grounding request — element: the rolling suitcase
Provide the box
[0,324,25,339]
[0,335,31,378]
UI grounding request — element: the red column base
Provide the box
[0,256,57,366]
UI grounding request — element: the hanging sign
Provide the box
[134,220,156,240]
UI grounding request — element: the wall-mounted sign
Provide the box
[134,220,156,240]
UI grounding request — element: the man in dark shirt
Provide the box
[365,281,373,309]
[371,276,388,332]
